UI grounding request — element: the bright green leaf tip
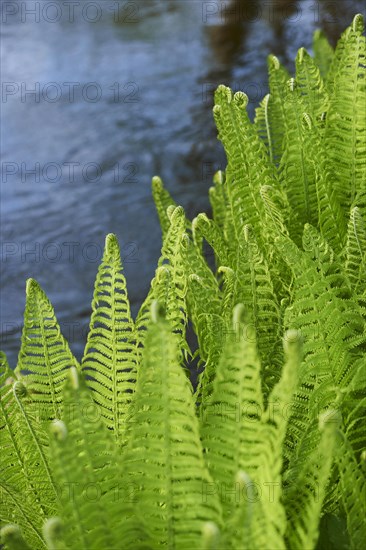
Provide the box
[151,299,165,323]
[105,233,119,253]
[43,517,64,550]
[25,277,40,296]
[352,13,364,32]
[50,419,68,441]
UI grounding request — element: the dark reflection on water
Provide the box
[1,0,365,366]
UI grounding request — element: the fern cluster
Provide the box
[1,14,365,550]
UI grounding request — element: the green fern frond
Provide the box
[242,331,302,550]
[209,170,237,251]
[284,411,340,550]
[49,367,141,549]
[213,86,275,244]
[185,275,221,365]
[235,226,283,393]
[254,94,278,167]
[324,14,366,211]
[295,47,329,124]
[200,307,264,514]
[136,205,190,360]
[0,366,57,547]
[124,302,222,548]
[151,175,179,239]
[279,85,319,244]
[202,318,301,549]
[194,311,226,413]
[275,233,365,487]
[81,233,137,441]
[218,471,256,550]
[342,356,366,459]
[337,433,366,549]
[158,206,189,350]
[302,114,348,253]
[192,213,228,269]
[208,171,227,232]
[263,54,291,165]
[325,14,364,93]
[259,184,289,238]
[345,207,366,299]
[259,184,293,301]
[312,29,334,79]
[15,279,78,422]
[135,265,170,347]
[181,225,220,310]
[1,13,365,550]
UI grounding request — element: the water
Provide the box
[1,0,364,367]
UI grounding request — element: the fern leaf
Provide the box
[0,484,46,550]
[345,207,366,298]
[186,275,221,366]
[295,47,329,124]
[235,225,283,394]
[279,83,318,244]
[157,206,189,354]
[136,205,191,362]
[124,302,222,548]
[200,305,264,516]
[1,355,57,537]
[202,317,301,548]
[324,14,366,211]
[275,233,365,466]
[208,170,228,233]
[209,170,238,255]
[15,279,77,422]
[152,175,179,240]
[192,213,228,269]
[213,86,275,244]
[182,225,220,312]
[342,356,366,459]
[135,265,171,348]
[313,29,334,80]
[218,471,257,550]
[265,54,291,165]
[49,368,142,549]
[81,233,137,441]
[194,311,226,415]
[303,114,348,253]
[254,94,274,163]
[337,434,366,549]
[284,411,340,549]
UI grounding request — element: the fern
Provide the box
[324,14,366,211]
[0,355,57,548]
[295,47,329,125]
[284,411,340,549]
[312,30,334,80]
[81,233,137,441]
[48,368,128,549]
[345,207,366,300]
[124,302,222,548]
[1,14,366,550]
[15,279,77,423]
[254,55,290,166]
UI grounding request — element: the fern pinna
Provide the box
[1,14,365,550]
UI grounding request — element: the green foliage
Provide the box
[1,14,365,550]
[81,233,138,442]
